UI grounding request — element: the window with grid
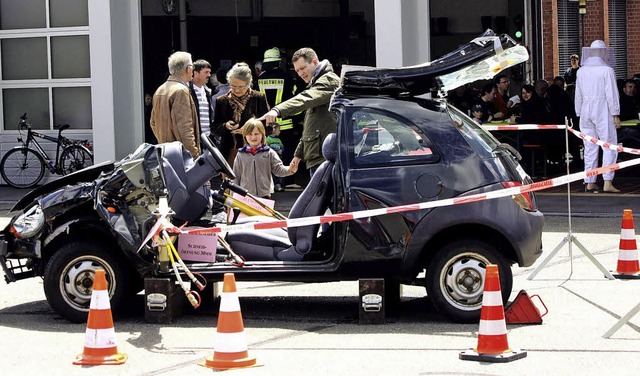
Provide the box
[608,0,627,79]
[0,0,91,131]
[557,0,580,78]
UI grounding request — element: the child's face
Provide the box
[472,110,483,119]
[245,128,263,148]
[271,124,280,136]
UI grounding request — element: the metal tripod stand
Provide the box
[527,121,615,281]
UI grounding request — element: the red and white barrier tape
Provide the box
[156,124,639,237]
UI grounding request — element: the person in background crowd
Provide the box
[260,47,340,176]
[619,79,640,121]
[266,122,286,192]
[564,54,580,86]
[575,40,620,193]
[188,59,213,137]
[150,51,200,158]
[617,79,640,150]
[448,84,474,114]
[143,92,157,144]
[473,83,501,123]
[232,118,296,199]
[511,84,549,125]
[253,60,262,89]
[257,47,297,187]
[188,59,226,222]
[213,62,269,167]
[493,74,511,118]
[470,103,485,124]
[553,76,566,89]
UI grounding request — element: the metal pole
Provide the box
[179,0,187,51]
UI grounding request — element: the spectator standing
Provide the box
[564,54,580,86]
[575,40,620,193]
[257,47,297,183]
[150,51,200,158]
[213,62,269,167]
[233,118,296,199]
[188,59,213,137]
[260,48,340,176]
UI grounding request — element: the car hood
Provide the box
[339,29,529,96]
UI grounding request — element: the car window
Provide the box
[350,110,438,167]
[446,103,500,157]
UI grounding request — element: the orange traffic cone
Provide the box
[460,265,527,363]
[199,273,258,370]
[613,209,640,279]
[73,269,127,365]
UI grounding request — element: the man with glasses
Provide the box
[150,51,201,158]
[493,74,510,119]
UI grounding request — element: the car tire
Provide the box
[425,239,512,323]
[43,241,131,323]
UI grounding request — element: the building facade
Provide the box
[0,0,637,185]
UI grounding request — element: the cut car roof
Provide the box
[339,29,529,97]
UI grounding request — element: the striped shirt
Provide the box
[194,84,210,134]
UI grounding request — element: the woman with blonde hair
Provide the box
[213,62,269,167]
[232,118,296,199]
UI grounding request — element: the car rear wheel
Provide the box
[425,239,512,323]
[43,241,130,323]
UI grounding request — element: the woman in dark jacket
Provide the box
[213,62,269,167]
[511,84,550,125]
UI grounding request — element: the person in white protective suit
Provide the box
[575,40,621,193]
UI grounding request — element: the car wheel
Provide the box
[425,239,512,323]
[43,241,130,323]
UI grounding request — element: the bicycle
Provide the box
[0,113,94,188]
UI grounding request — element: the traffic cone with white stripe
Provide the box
[613,209,640,279]
[73,269,127,365]
[199,273,258,370]
[460,264,527,363]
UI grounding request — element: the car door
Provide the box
[338,106,444,272]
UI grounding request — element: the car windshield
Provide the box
[446,103,500,157]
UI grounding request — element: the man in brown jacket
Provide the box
[150,51,201,158]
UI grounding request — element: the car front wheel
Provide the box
[43,241,130,323]
[425,239,512,323]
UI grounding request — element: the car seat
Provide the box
[157,142,211,223]
[225,133,338,261]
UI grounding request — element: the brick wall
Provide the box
[628,1,640,75]
[542,0,640,79]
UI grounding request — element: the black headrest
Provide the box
[322,133,337,163]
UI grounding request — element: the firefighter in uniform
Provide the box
[257,47,298,183]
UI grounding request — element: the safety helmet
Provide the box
[263,47,281,63]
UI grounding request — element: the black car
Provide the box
[0,31,542,323]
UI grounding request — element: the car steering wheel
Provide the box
[201,133,235,179]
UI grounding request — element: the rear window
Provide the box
[446,103,500,157]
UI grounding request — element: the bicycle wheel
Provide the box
[60,145,93,175]
[0,147,46,188]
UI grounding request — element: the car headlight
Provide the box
[10,205,45,239]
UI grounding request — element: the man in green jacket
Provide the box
[261,48,340,175]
